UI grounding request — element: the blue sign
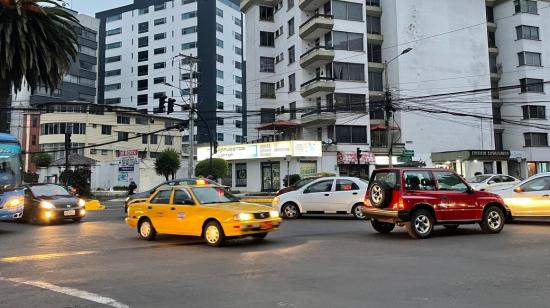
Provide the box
[0,144,21,158]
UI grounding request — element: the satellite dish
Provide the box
[323,138,333,144]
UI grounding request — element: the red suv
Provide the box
[363,168,509,239]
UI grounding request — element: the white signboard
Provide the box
[117,149,140,187]
[197,141,322,161]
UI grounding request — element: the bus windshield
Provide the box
[0,143,22,190]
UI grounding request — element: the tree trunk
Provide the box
[0,80,12,133]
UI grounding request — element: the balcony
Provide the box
[241,0,276,12]
[487,22,497,32]
[366,5,382,17]
[300,77,335,97]
[300,46,335,68]
[490,73,500,81]
[299,0,327,11]
[368,62,384,72]
[299,14,334,40]
[300,109,336,125]
[367,33,384,44]
[488,46,499,56]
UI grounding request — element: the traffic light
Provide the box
[65,133,72,150]
[167,98,176,114]
[157,95,167,114]
[356,147,362,165]
[177,120,190,131]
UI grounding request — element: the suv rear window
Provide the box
[370,171,400,189]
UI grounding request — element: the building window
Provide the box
[516,25,539,40]
[136,116,148,125]
[514,0,537,14]
[182,42,197,49]
[235,61,242,70]
[289,102,296,120]
[182,26,197,35]
[117,116,130,124]
[105,83,121,91]
[118,132,129,141]
[336,126,367,143]
[288,0,294,9]
[154,62,166,69]
[260,83,276,98]
[333,31,363,51]
[236,106,242,113]
[235,91,242,99]
[105,98,121,104]
[154,47,166,55]
[137,79,148,91]
[154,3,165,11]
[216,39,223,48]
[106,42,122,49]
[235,32,242,41]
[333,0,363,21]
[235,163,247,187]
[522,105,546,119]
[101,125,112,135]
[182,11,197,20]
[216,7,223,17]
[289,74,296,92]
[138,36,148,48]
[216,70,224,79]
[260,31,275,47]
[235,76,243,84]
[217,85,224,94]
[153,92,166,99]
[259,6,274,21]
[216,23,223,33]
[368,72,383,91]
[106,55,121,63]
[524,133,548,147]
[217,117,224,125]
[154,17,166,26]
[138,22,148,34]
[235,46,243,55]
[137,65,148,76]
[150,134,158,145]
[138,7,149,15]
[494,131,503,150]
[106,27,122,36]
[493,106,502,124]
[217,54,224,63]
[138,50,148,62]
[288,45,295,64]
[217,101,224,110]
[520,78,544,93]
[137,94,148,105]
[217,133,224,141]
[106,14,122,23]
[165,135,174,145]
[260,57,275,72]
[370,101,385,120]
[235,120,242,128]
[334,62,365,81]
[366,15,381,34]
[154,77,166,84]
[288,18,295,37]
[154,32,166,40]
[334,93,366,112]
[105,69,121,77]
[518,51,542,66]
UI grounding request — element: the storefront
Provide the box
[337,151,375,178]
[431,150,510,179]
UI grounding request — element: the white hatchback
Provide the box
[272,177,369,220]
[467,174,520,192]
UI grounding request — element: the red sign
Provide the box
[118,149,139,157]
[337,151,376,164]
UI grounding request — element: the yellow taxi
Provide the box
[126,184,282,247]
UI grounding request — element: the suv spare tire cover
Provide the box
[368,181,393,208]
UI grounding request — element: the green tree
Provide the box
[195,158,228,180]
[155,149,181,181]
[31,152,52,168]
[0,0,79,132]
[60,168,91,197]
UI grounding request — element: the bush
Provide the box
[154,149,181,181]
[113,186,128,191]
[195,158,228,180]
[31,153,52,168]
[60,168,91,197]
[23,172,39,183]
[283,174,301,187]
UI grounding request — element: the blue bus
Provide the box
[0,133,24,221]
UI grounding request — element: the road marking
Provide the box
[0,277,129,308]
[0,251,96,263]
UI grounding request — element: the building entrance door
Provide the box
[261,162,280,192]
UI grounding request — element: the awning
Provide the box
[370,124,399,131]
[256,120,300,131]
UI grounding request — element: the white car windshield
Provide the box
[469,175,492,183]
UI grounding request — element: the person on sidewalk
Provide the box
[128,181,137,196]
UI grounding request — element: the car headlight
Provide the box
[5,197,23,209]
[269,210,279,218]
[40,201,55,209]
[272,197,279,206]
[234,213,253,221]
[77,199,86,207]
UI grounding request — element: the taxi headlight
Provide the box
[77,198,86,207]
[5,197,23,209]
[234,213,253,221]
[40,201,55,209]
[125,197,130,202]
[272,197,279,206]
[269,210,279,218]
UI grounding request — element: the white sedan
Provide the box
[467,174,520,192]
[493,172,550,219]
[272,177,368,220]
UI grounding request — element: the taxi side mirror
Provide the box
[514,187,524,193]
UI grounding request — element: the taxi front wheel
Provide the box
[139,219,157,241]
[203,221,226,247]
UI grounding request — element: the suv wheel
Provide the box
[371,219,395,234]
[480,206,505,234]
[406,209,434,239]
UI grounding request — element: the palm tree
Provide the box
[0,0,79,132]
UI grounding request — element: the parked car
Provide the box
[467,174,520,192]
[21,184,86,225]
[276,176,322,196]
[0,188,25,222]
[272,177,369,220]
[494,172,550,219]
[362,168,509,239]
[125,178,224,212]
[126,184,282,247]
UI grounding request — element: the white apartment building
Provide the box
[491,0,550,178]
[96,0,244,146]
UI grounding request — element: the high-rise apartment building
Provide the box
[96,0,245,145]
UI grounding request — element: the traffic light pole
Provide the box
[186,60,196,178]
[384,60,393,168]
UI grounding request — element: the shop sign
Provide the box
[337,151,376,164]
[117,149,139,186]
[509,151,526,160]
[469,150,510,161]
[197,141,322,161]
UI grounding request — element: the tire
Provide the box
[351,203,366,220]
[281,202,300,219]
[406,209,435,239]
[368,181,393,208]
[251,232,268,239]
[371,219,395,234]
[203,221,226,247]
[138,218,157,241]
[480,206,505,234]
[443,225,459,230]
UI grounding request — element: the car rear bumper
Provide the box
[362,207,410,222]
[224,218,283,237]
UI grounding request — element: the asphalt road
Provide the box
[1,201,550,308]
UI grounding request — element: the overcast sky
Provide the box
[70,0,133,16]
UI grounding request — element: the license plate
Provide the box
[260,222,273,230]
[64,210,76,216]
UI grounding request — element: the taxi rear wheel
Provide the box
[203,221,226,247]
[139,219,157,241]
[252,232,268,240]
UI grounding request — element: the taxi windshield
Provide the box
[191,187,239,204]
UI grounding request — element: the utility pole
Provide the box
[384,60,393,168]
[64,131,72,182]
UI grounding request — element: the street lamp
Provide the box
[383,47,413,167]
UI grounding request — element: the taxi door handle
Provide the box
[171,207,176,210]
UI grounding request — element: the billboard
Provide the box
[197,141,322,161]
[117,150,140,187]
